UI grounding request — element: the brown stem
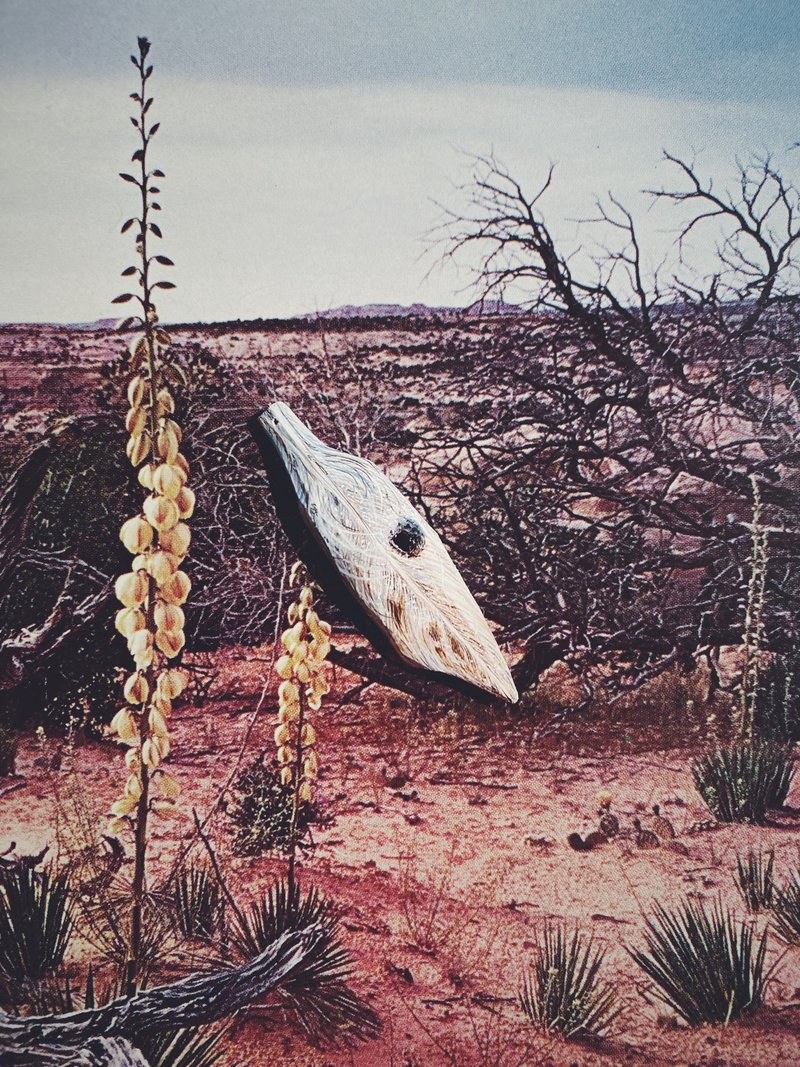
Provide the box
[287,683,306,899]
[126,45,159,996]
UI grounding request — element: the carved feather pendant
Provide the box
[252,402,518,703]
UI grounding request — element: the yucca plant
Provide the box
[629,897,768,1025]
[734,848,775,912]
[273,562,329,892]
[692,741,794,824]
[230,877,380,1047]
[172,863,222,942]
[136,1025,229,1067]
[518,922,620,1039]
[0,865,73,987]
[107,35,194,994]
[770,872,800,945]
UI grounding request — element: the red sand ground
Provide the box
[4,647,800,1067]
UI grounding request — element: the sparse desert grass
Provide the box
[397,841,507,985]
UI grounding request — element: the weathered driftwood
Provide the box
[0,926,322,1064]
[1,1035,149,1066]
[251,402,518,703]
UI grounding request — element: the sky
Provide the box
[1,1,799,323]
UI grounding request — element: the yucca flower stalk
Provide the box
[739,474,768,741]
[109,36,193,993]
[274,561,331,891]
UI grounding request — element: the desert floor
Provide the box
[4,646,800,1067]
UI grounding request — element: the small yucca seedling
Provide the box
[230,878,380,1047]
[629,897,768,1025]
[171,862,222,942]
[0,865,73,987]
[518,922,620,1039]
[734,848,775,912]
[692,741,794,824]
[770,872,800,945]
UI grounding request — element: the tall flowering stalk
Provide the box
[108,37,193,993]
[274,562,331,890]
[739,475,768,741]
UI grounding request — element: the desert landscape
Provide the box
[3,15,800,1064]
[3,305,800,1065]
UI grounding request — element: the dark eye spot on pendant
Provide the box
[390,517,425,557]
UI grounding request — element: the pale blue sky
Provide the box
[1,1,799,321]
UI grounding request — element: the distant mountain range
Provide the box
[301,298,522,321]
[49,299,522,331]
[1,299,524,332]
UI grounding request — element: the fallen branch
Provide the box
[0,1035,149,1066]
[0,926,323,1057]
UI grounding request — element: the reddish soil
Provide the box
[4,647,800,1067]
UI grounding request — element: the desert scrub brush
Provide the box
[108,35,191,993]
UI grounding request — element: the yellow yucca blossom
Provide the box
[115,570,148,608]
[125,406,147,435]
[152,463,183,499]
[124,672,149,704]
[159,522,190,557]
[175,485,195,519]
[155,628,185,658]
[120,512,154,554]
[127,375,146,407]
[115,607,145,638]
[159,570,191,605]
[143,494,179,532]
[273,566,329,819]
[157,668,187,700]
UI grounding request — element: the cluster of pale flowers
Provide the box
[108,331,194,833]
[274,563,331,803]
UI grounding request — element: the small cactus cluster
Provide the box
[109,335,193,832]
[274,562,331,805]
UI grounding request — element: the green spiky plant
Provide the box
[692,741,794,824]
[171,863,222,942]
[770,872,800,945]
[0,866,74,991]
[629,897,768,1025]
[518,922,620,1039]
[230,878,380,1047]
[734,848,775,913]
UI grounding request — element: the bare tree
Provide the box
[419,151,800,700]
